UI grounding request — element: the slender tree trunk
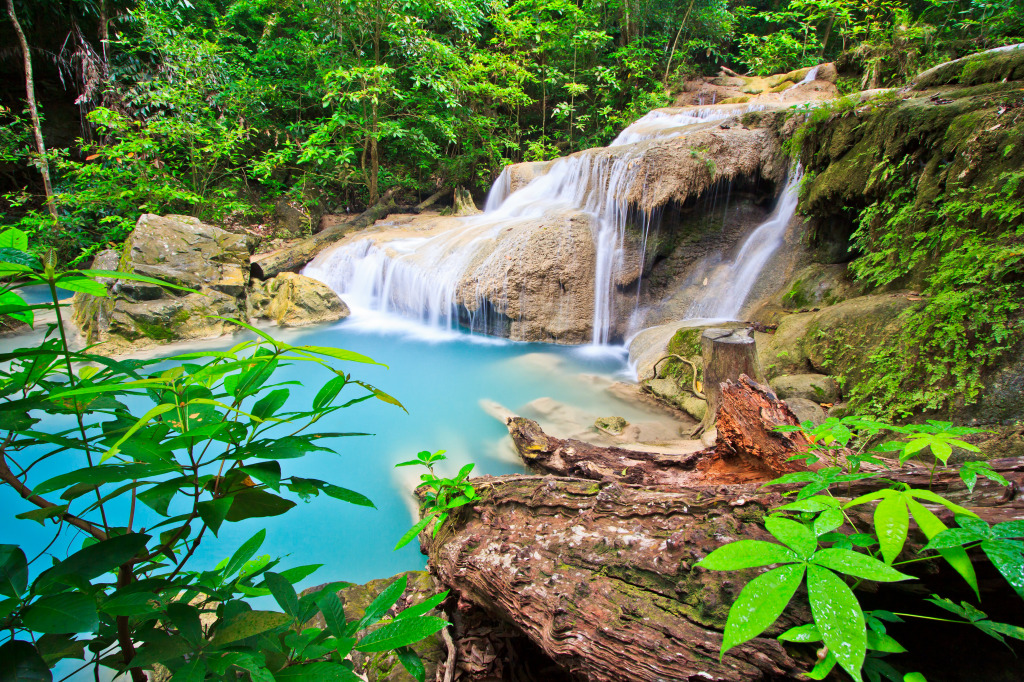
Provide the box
[819,14,835,58]
[662,0,697,87]
[6,0,58,222]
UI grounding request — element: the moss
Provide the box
[782,279,810,309]
[720,95,751,104]
[770,80,795,93]
[134,320,177,341]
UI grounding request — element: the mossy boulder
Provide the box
[770,373,841,403]
[249,272,349,327]
[780,264,859,310]
[72,214,250,349]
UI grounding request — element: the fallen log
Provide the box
[508,375,813,487]
[251,187,410,279]
[428,475,808,682]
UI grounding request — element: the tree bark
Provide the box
[250,186,401,279]
[7,0,58,222]
[699,327,765,434]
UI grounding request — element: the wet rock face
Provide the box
[249,272,349,327]
[73,214,250,347]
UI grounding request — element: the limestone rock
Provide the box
[770,373,841,403]
[250,272,349,327]
[273,199,313,236]
[594,416,628,435]
[784,396,827,426]
[73,214,250,346]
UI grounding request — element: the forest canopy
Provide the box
[2,0,1023,261]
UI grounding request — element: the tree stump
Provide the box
[699,327,766,434]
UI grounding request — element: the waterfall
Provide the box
[784,65,820,92]
[304,102,773,344]
[683,166,803,320]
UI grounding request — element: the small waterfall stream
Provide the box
[684,166,802,320]
[305,103,793,344]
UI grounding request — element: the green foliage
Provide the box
[0,228,446,680]
[701,415,1022,681]
[393,450,479,550]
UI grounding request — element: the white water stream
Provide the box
[305,103,796,344]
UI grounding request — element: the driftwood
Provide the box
[251,187,413,279]
[425,374,1024,681]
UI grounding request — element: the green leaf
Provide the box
[224,530,267,579]
[319,484,374,508]
[0,545,29,598]
[0,247,41,269]
[225,489,296,522]
[252,389,290,421]
[807,564,866,681]
[0,640,52,682]
[292,345,384,367]
[240,462,282,492]
[993,520,1024,539]
[906,499,978,599]
[765,517,817,559]
[867,631,906,653]
[167,603,204,646]
[359,575,408,630]
[777,623,822,643]
[720,563,805,656]
[23,593,99,634]
[264,572,299,618]
[317,592,348,640]
[355,616,449,652]
[14,506,67,525]
[805,650,837,680]
[395,647,426,682]
[131,635,194,667]
[811,549,913,582]
[313,375,347,411]
[697,540,799,570]
[211,611,292,648]
[812,508,845,536]
[171,656,206,682]
[197,498,234,536]
[100,403,177,463]
[0,228,30,251]
[396,591,448,620]
[76,270,197,293]
[981,540,1024,601]
[394,515,433,551]
[903,674,927,682]
[874,495,909,564]
[34,533,150,594]
[54,277,107,297]
[272,662,361,682]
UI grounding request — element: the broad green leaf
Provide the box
[867,631,906,653]
[224,489,296,522]
[224,530,267,579]
[319,484,374,508]
[313,375,347,410]
[355,616,449,652]
[251,389,290,421]
[811,548,912,582]
[994,520,1024,539]
[804,650,837,680]
[0,545,29,598]
[981,540,1024,601]
[807,564,866,681]
[197,498,234,535]
[812,508,845,536]
[240,462,282,491]
[395,647,426,682]
[359,575,408,630]
[54,277,107,297]
[0,228,29,251]
[14,506,67,525]
[0,640,51,682]
[292,345,383,367]
[171,656,206,682]
[874,494,909,564]
[33,633,86,666]
[23,593,99,634]
[922,528,986,550]
[272,662,361,682]
[211,611,291,648]
[34,533,150,594]
[765,517,817,559]
[317,592,348,639]
[720,563,805,656]
[903,674,927,682]
[167,603,204,646]
[0,247,41,269]
[908,489,975,517]
[697,540,799,570]
[131,635,194,667]
[100,592,160,617]
[264,572,299,617]
[906,499,978,599]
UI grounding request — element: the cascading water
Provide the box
[683,166,803,320]
[304,105,751,344]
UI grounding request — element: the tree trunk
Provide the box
[699,327,765,434]
[7,0,58,222]
[662,0,697,87]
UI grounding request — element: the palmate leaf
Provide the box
[905,499,979,599]
[765,517,817,559]
[807,564,867,682]
[810,549,913,582]
[720,563,805,656]
[981,540,1024,601]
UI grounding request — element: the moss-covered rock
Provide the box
[770,373,841,403]
[250,272,350,327]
